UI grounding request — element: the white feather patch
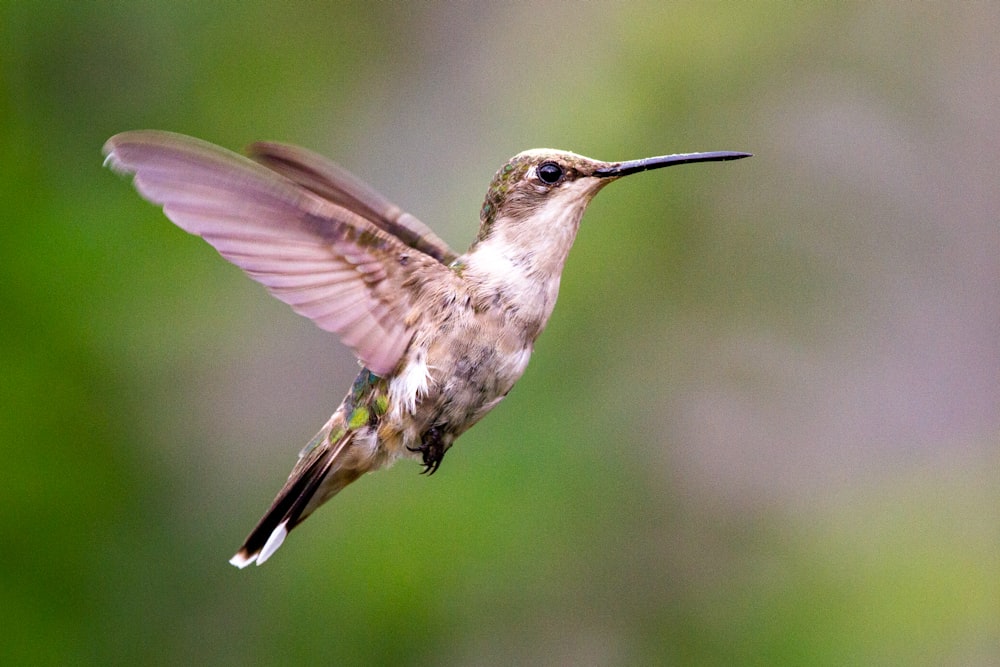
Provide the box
[229,552,257,569]
[255,520,289,566]
[465,241,518,279]
[388,354,432,419]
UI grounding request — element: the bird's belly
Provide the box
[388,324,533,449]
[431,337,532,429]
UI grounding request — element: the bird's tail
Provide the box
[229,420,370,568]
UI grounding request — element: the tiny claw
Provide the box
[408,426,446,475]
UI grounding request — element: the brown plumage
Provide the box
[104,131,749,566]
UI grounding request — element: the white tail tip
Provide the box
[229,552,257,569]
[256,521,289,566]
[228,520,289,569]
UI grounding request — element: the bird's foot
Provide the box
[407,425,446,475]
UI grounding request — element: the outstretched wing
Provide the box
[104,130,450,376]
[248,141,458,265]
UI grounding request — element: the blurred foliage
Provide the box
[2,2,997,665]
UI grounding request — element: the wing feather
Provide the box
[247,141,458,265]
[104,130,452,376]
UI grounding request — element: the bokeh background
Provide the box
[3,2,997,664]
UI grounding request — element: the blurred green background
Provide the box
[3,2,997,664]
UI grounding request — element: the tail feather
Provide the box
[230,429,363,568]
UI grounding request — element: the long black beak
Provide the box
[594,151,752,178]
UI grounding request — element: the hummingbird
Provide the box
[103,130,750,568]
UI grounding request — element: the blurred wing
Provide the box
[104,130,449,376]
[248,141,458,265]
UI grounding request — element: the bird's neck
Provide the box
[460,204,586,339]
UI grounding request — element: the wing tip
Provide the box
[102,131,156,175]
[102,137,127,173]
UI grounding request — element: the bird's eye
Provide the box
[537,162,564,185]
